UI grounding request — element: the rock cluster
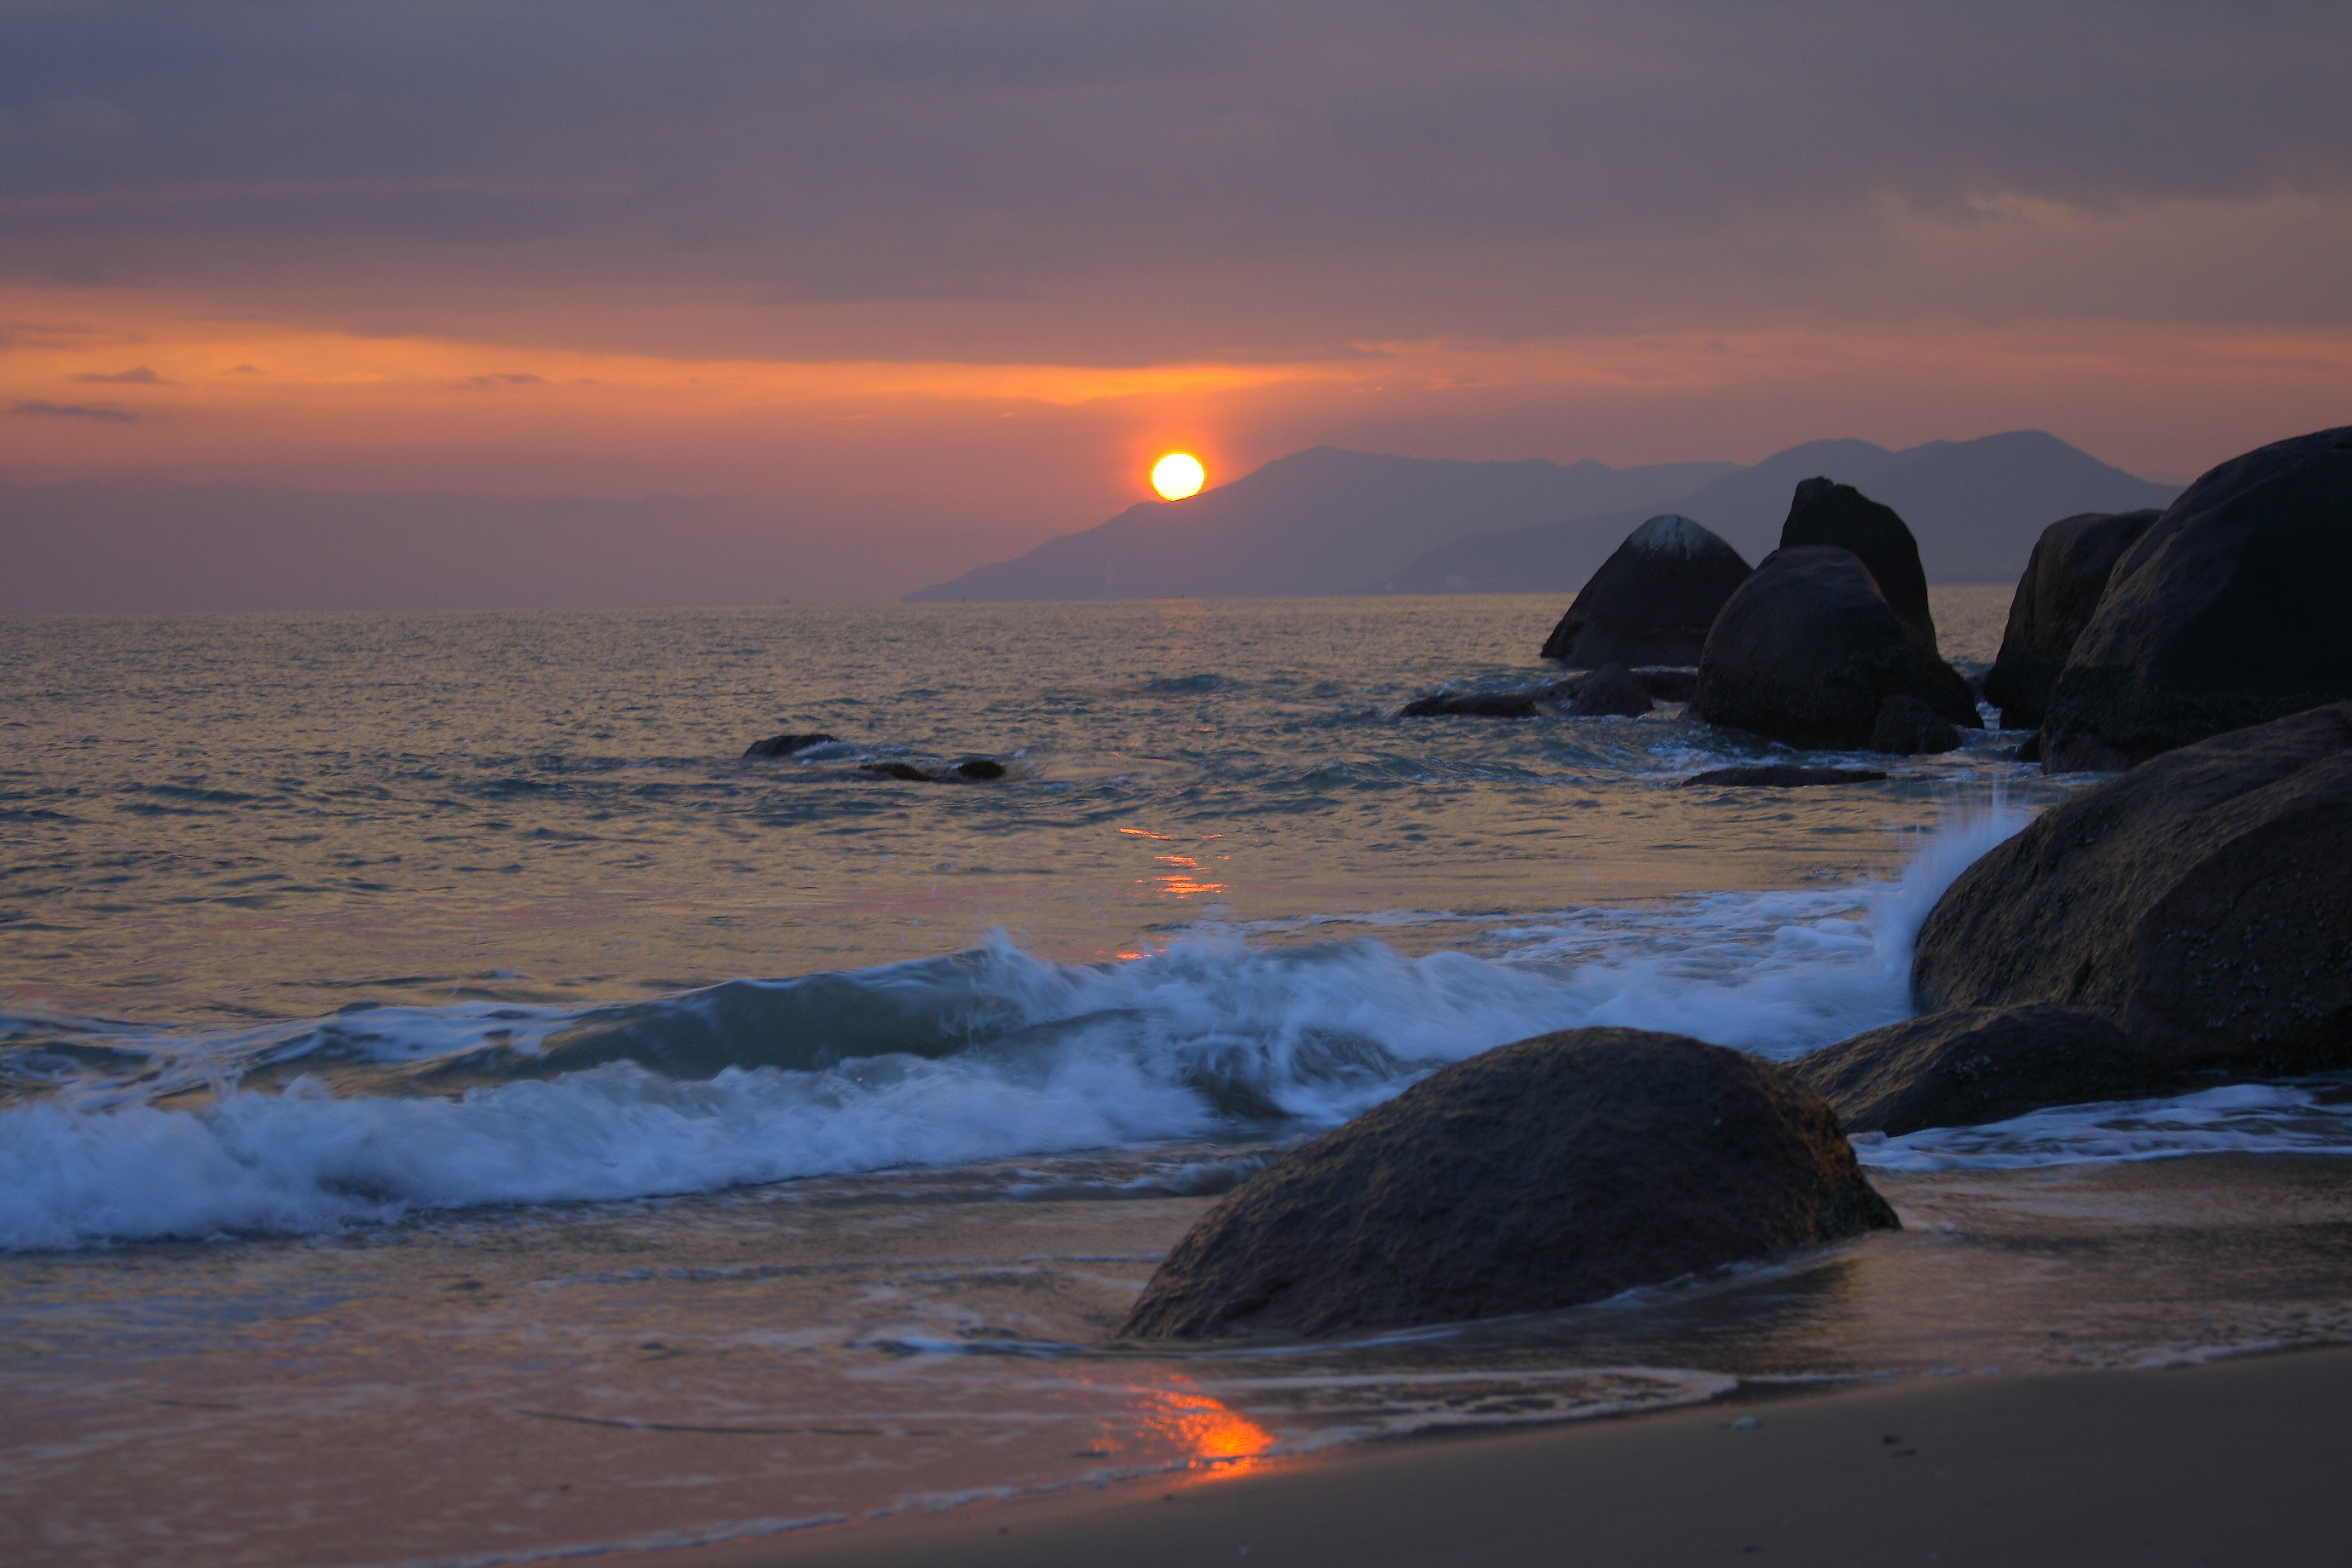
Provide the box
[1691,544,1979,750]
[2037,426,2352,771]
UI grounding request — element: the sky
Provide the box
[4,1,2350,606]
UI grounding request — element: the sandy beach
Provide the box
[670,1346,2349,1568]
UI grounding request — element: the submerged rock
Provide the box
[863,761,936,781]
[1869,694,1962,756]
[743,731,839,758]
[1565,663,1655,717]
[1120,1028,1898,1340]
[1982,510,2163,731]
[1540,514,1752,667]
[2040,426,2352,771]
[1779,478,1939,654]
[1684,765,1888,788]
[859,757,1007,782]
[1789,1006,2149,1135]
[953,757,1007,779]
[1914,703,2352,1076]
[1692,546,1980,750]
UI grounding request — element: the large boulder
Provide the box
[2040,426,2352,771]
[1914,704,2352,1075]
[1779,478,1939,653]
[1120,1028,1898,1341]
[1540,515,1752,667]
[1788,1006,2150,1136]
[1981,510,2163,731]
[1693,546,1981,750]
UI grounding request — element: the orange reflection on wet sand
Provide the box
[1106,1380,1277,1480]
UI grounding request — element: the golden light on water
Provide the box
[1151,452,1206,499]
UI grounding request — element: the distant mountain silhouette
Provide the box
[1374,431,2181,593]
[901,448,1738,601]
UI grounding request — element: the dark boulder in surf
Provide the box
[1540,515,1752,668]
[1788,1005,2150,1135]
[1566,664,1655,717]
[1869,694,1962,756]
[743,731,839,758]
[2039,427,2352,772]
[1914,704,2352,1076]
[1684,765,1888,788]
[1779,478,1939,654]
[1693,546,1981,750]
[1120,1028,1898,1340]
[1982,510,2163,731]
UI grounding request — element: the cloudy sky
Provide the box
[5,1,2349,603]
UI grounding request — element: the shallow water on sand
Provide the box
[4,590,2350,1567]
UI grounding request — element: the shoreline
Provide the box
[637,1344,2352,1568]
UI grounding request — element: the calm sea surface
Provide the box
[5,592,2350,1567]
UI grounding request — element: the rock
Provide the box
[1119,1028,1898,1340]
[1913,703,2352,1075]
[743,731,839,758]
[1566,664,1655,717]
[1400,688,1552,718]
[1684,765,1889,788]
[862,762,935,781]
[1981,510,2163,730]
[1693,546,1982,749]
[954,758,1006,780]
[1628,667,1699,704]
[2040,426,2352,771]
[1540,515,1753,667]
[1869,694,1962,756]
[1779,478,1939,653]
[1787,1006,2152,1135]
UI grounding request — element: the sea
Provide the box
[5,591,2351,1567]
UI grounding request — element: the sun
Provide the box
[1151,452,1206,500]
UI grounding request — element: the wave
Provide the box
[0,797,2036,1251]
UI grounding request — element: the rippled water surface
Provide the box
[5,590,2349,1568]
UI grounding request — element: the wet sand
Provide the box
[672,1346,2351,1568]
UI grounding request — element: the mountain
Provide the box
[1372,431,2181,594]
[901,448,1739,601]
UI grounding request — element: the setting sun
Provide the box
[1151,452,1207,500]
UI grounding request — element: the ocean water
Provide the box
[5,592,2350,1567]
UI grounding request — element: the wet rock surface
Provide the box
[1982,509,2162,731]
[1692,546,1980,749]
[1789,1005,2151,1136]
[1914,703,2352,1075]
[2040,426,2352,771]
[1121,1028,1898,1340]
[1540,514,1752,667]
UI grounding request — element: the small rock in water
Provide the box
[954,757,1007,780]
[1869,694,1962,755]
[1684,765,1887,789]
[1566,663,1655,718]
[862,762,935,782]
[742,731,839,758]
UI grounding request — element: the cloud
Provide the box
[0,2,2343,330]
[462,372,547,388]
[10,400,139,421]
[70,365,171,383]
